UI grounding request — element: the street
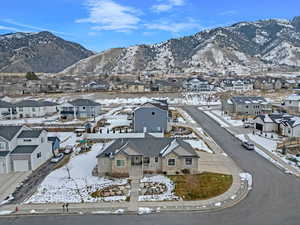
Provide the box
[1,106,300,225]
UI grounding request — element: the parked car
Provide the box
[64,145,73,154]
[242,141,255,150]
[50,153,64,163]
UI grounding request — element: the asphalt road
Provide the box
[1,106,300,225]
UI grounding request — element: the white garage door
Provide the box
[0,161,5,173]
[13,160,29,172]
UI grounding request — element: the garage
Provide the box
[0,160,5,173]
[256,123,263,131]
[13,160,29,172]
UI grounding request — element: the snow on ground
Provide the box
[184,139,213,154]
[248,134,277,151]
[48,132,77,148]
[26,143,129,204]
[0,114,59,125]
[180,110,196,124]
[239,173,253,190]
[138,207,153,215]
[139,175,178,201]
[211,110,244,127]
[0,210,13,215]
[0,195,14,206]
[203,110,229,127]
[106,115,131,130]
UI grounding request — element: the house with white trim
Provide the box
[97,135,200,177]
[0,125,52,173]
[13,100,58,118]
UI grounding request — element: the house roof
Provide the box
[141,99,168,111]
[0,100,13,108]
[97,136,198,158]
[11,145,38,154]
[48,136,60,142]
[69,99,101,107]
[0,125,22,141]
[17,130,43,138]
[14,100,58,107]
[231,96,268,104]
[0,151,10,157]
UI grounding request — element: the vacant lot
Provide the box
[169,173,233,200]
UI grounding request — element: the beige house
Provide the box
[97,136,200,177]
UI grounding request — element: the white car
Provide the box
[50,153,64,163]
[242,141,255,150]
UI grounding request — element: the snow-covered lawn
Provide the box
[0,210,13,215]
[48,132,77,148]
[211,110,244,127]
[184,139,213,154]
[248,134,277,151]
[106,115,131,131]
[26,143,129,204]
[180,110,196,124]
[139,175,178,201]
[203,110,229,127]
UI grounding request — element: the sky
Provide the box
[0,0,299,52]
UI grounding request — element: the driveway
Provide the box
[0,172,30,203]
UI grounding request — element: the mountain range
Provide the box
[0,31,93,73]
[1,16,300,75]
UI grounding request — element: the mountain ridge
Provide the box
[60,16,300,76]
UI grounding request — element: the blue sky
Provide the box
[0,0,299,52]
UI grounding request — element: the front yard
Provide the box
[169,173,233,200]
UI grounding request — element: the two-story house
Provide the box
[13,100,58,118]
[183,77,214,92]
[0,125,52,173]
[220,79,253,92]
[133,100,170,133]
[60,99,101,120]
[222,96,272,116]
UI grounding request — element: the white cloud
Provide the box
[0,25,26,32]
[76,0,141,32]
[2,19,73,36]
[152,0,185,12]
[145,18,201,33]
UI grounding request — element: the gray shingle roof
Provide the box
[14,100,58,107]
[11,145,38,154]
[17,130,43,138]
[69,99,101,107]
[97,136,198,158]
[0,100,13,108]
[0,125,22,141]
[231,96,267,104]
[0,151,10,157]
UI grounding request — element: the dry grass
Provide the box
[53,154,71,169]
[169,172,233,200]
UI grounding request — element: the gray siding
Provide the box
[133,107,168,133]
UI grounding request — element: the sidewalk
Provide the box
[245,134,300,176]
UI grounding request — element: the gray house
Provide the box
[97,136,200,177]
[0,125,52,173]
[133,100,169,133]
[222,96,272,116]
[0,100,13,119]
[60,99,101,120]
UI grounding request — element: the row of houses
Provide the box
[0,98,102,120]
[254,113,300,138]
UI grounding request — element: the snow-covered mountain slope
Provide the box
[60,16,300,76]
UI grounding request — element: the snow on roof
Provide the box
[286,94,300,101]
[160,139,179,157]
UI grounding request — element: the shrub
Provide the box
[181,169,190,174]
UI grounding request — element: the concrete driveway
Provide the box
[0,172,30,203]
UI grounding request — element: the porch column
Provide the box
[73,106,77,120]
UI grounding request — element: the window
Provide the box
[155,157,159,163]
[41,137,44,143]
[168,159,175,166]
[37,152,42,158]
[116,160,125,167]
[185,158,193,165]
[83,107,86,110]
[19,107,23,112]
[0,142,5,149]
[32,107,36,112]
[143,157,150,164]
[152,112,155,115]
[24,139,32,142]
